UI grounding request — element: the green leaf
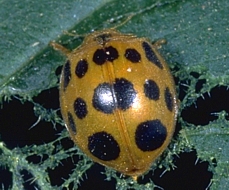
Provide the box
[0,0,111,99]
[0,0,229,189]
[180,111,229,190]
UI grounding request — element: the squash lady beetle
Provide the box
[51,29,178,178]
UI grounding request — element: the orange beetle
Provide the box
[51,29,178,178]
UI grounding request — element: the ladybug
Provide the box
[51,29,178,178]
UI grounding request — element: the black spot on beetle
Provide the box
[135,120,167,151]
[92,78,137,114]
[75,59,88,78]
[93,83,115,114]
[88,131,120,161]
[142,41,163,69]
[67,112,77,134]
[93,46,119,65]
[165,87,174,112]
[144,79,160,100]
[125,48,141,63]
[113,78,137,110]
[63,60,71,90]
[74,97,88,119]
